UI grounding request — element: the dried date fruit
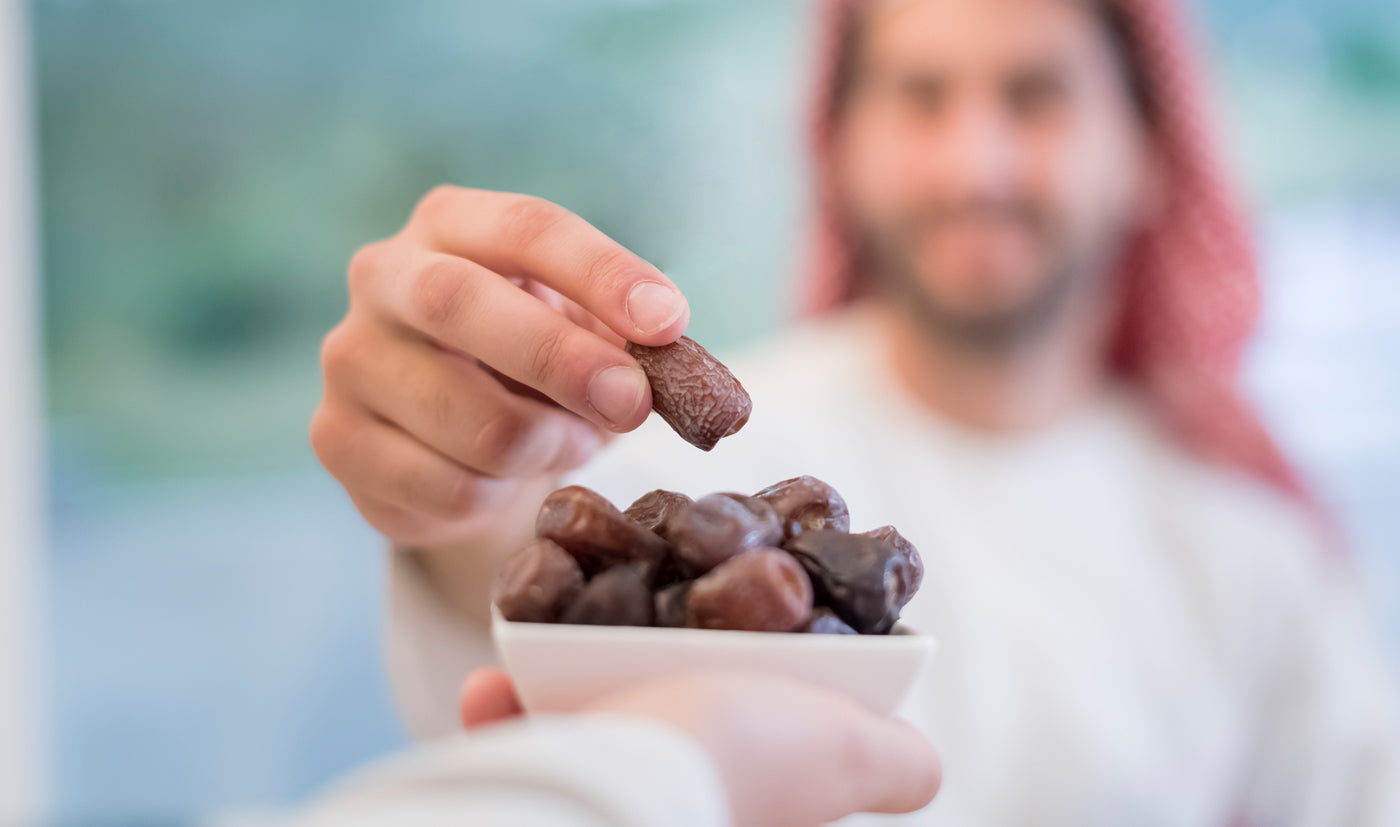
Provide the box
[645,551,691,590]
[668,492,784,575]
[492,539,585,623]
[717,492,785,544]
[805,607,857,635]
[536,486,671,575]
[755,476,850,539]
[561,563,654,627]
[653,580,694,628]
[623,489,693,539]
[686,548,813,632]
[512,479,926,636]
[860,525,924,597]
[626,337,751,451]
[783,529,916,634]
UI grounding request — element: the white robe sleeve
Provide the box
[386,548,500,740]
[295,715,731,827]
[1240,518,1400,826]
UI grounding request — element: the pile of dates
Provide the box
[493,476,923,635]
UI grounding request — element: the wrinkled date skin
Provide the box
[561,563,655,627]
[536,486,672,575]
[755,476,850,539]
[805,606,857,635]
[626,337,751,451]
[492,538,585,623]
[860,525,924,598]
[667,492,783,575]
[686,548,813,632]
[623,489,693,539]
[653,580,693,628]
[783,530,916,634]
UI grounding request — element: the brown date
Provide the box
[754,475,850,539]
[860,524,924,597]
[783,529,916,634]
[517,479,926,636]
[536,486,671,575]
[560,563,654,627]
[492,539,585,623]
[686,548,813,632]
[623,489,693,539]
[626,337,751,451]
[667,492,783,575]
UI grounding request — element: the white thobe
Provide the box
[361,308,1400,826]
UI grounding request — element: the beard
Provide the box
[854,196,1109,356]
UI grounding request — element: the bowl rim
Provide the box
[491,605,936,650]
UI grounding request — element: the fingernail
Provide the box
[626,282,686,336]
[587,365,648,428]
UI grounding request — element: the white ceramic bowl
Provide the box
[492,607,936,716]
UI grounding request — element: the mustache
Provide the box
[895,198,1047,235]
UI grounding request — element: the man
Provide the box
[312,0,1400,823]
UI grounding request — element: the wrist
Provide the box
[401,475,560,626]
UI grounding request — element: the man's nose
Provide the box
[922,100,1020,201]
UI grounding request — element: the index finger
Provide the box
[407,186,690,346]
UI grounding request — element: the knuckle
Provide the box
[413,184,464,224]
[580,247,639,294]
[347,241,385,294]
[409,257,475,332]
[521,326,570,389]
[498,195,568,253]
[426,383,459,437]
[309,404,349,471]
[319,324,359,384]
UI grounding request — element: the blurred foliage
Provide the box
[32,0,1400,479]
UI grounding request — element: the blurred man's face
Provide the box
[836,0,1153,351]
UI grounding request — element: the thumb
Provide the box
[459,667,524,729]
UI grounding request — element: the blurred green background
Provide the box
[33,0,1400,822]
